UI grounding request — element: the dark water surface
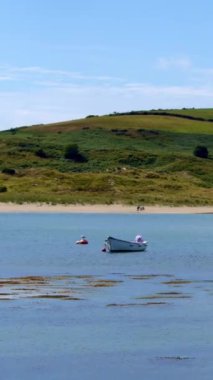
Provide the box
[0,213,212,379]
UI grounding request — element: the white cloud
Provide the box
[157,57,192,70]
[1,81,213,130]
[192,67,213,85]
[124,82,213,97]
[0,76,12,81]
[156,57,213,86]
[0,65,123,85]
[1,63,213,130]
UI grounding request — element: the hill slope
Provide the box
[0,108,212,205]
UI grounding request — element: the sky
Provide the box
[1,0,213,130]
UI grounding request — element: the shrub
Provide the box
[10,128,17,135]
[2,168,16,175]
[64,144,87,162]
[0,186,7,192]
[193,145,209,159]
[35,149,47,158]
[64,144,78,159]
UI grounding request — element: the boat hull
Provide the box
[105,236,147,253]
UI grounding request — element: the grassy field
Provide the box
[0,108,212,205]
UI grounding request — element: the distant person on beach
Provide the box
[137,205,145,212]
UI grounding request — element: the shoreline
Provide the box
[0,203,212,214]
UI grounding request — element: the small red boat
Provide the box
[75,236,88,245]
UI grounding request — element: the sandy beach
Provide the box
[0,203,212,214]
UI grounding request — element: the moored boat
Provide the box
[75,235,88,245]
[103,236,148,253]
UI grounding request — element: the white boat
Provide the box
[104,236,148,253]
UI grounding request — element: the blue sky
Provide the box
[1,0,213,129]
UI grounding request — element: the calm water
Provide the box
[0,213,212,380]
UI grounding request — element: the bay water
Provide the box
[0,213,212,379]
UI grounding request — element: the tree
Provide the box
[193,145,209,159]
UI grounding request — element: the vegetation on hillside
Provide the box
[0,108,212,205]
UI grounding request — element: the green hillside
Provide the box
[0,108,212,205]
